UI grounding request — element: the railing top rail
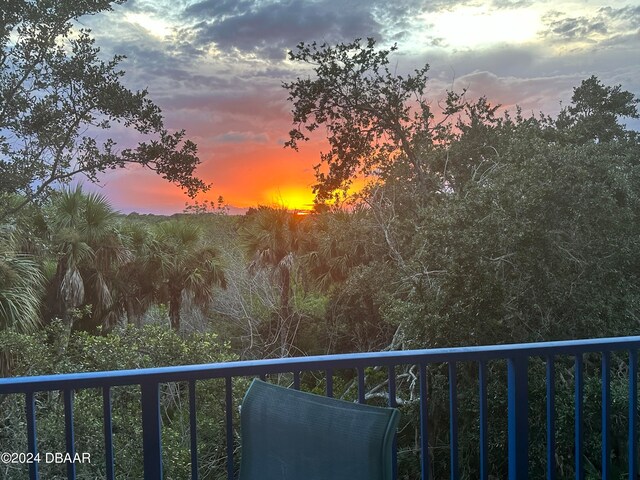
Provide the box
[2,335,640,394]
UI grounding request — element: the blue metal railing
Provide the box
[1,336,639,479]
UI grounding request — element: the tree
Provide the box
[284,38,464,201]
[148,220,226,332]
[556,75,639,143]
[114,220,156,327]
[49,186,126,330]
[240,207,307,355]
[304,208,372,289]
[0,0,208,222]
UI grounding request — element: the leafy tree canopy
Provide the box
[0,0,209,222]
[557,75,639,143]
[285,39,640,206]
[284,38,465,201]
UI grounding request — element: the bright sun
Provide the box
[263,187,315,212]
[426,6,541,48]
[124,13,172,40]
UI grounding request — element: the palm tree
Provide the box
[114,221,156,327]
[303,208,370,290]
[240,207,306,356]
[50,187,127,330]
[148,220,226,332]
[0,225,45,333]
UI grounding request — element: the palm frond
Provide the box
[83,191,117,244]
[54,186,84,230]
[0,230,45,332]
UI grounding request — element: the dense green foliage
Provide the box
[1,31,639,479]
[0,322,238,479]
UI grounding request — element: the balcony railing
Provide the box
[1,336,639,480]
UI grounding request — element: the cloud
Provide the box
[543,15,607,41]
[212,131,270,144]
[415,35,640,121]
[491,0,535,8]
[451,70,580,116]
[186,0,381,59]
[184,0,254,18]
[182,0,476,60]
[540,6,640,44]
[604,4,640,22]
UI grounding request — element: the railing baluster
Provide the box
[189,380,199,480]
[293,371,300,390]
[64,389,76,480]
[419,364,430,480]
[601,352,610,480]
[141,381,163,479]
[225,377,233,480]
[575,354,584,480]
[449,362,459,480]
[546,356,556,480]
[26,392,39,480]
[479,360,488,480]
[629,349,638,479]
[102,387,115,480]
[388,365,398,480]
[388,366,397,408]
[508,356,529,480]
[357,367,366,403]
[326,368,334,398]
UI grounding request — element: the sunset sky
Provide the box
[80,0,640,214]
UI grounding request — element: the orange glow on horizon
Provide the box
[262,186,315,211]
[97,136,371,215]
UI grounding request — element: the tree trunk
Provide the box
[125,298,143,328]
[279,268,292,357]
[169,289,181,332]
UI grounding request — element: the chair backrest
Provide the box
[238,379,400,480]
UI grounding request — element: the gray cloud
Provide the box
[187,0,381,59]
[491,0,536,9]
[602,5,640,23]
[184,0,254,18]
[181,0,477,61]
[544,16,607,40]
[89,0,640,131]
[541,5,640,43]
